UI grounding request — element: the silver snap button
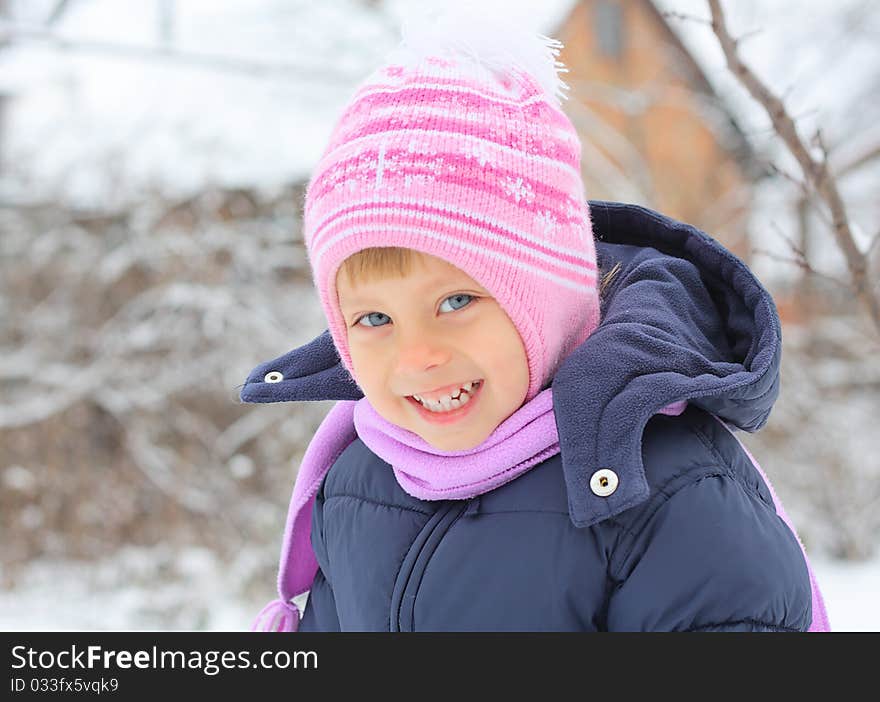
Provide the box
[264,371,284,383]
[590,468,619,497]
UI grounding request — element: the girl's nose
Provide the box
[395,334,451,374]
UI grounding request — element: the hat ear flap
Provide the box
[239,330,363,403]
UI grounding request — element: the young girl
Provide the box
[240,9,830,632]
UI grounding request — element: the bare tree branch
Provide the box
[0,19,355,82]
[766,161,809,195]
[755,221,852,293]
[868,230,880,258]
[215,409,286,461]
[707,0,880,332]
[660,10,712,28]
[121,423,214,515]
[46,0,73,26]
[837,141,880,178]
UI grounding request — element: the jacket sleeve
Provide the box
[297,477,341,632]
[604,472,813,632]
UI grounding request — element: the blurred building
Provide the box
[546,0,759,262]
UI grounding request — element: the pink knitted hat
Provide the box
[303,8,600,403]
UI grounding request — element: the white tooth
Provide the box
[415,385,480,412]
[416,381,479,408]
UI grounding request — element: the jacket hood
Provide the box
[239,200,782,527]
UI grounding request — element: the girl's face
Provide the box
[336,251,529,452]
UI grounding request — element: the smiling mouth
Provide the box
[407,379,482,404]
[406,380,484,422]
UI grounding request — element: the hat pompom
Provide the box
[389,0,570,107]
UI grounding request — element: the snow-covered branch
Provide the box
[0,182,331,584]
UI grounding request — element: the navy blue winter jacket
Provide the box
[241,201,816,632]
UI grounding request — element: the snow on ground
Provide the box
[0,546,258,632]
[809,555,880,632]
[0,546,876,631]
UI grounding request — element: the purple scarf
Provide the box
[355,388,561,500]
[251,389,689,632]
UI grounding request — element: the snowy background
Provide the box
[0,0,878,631]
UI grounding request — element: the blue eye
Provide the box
[353,294,475,328]
[439,293,474,312]
[355,312,391,328]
